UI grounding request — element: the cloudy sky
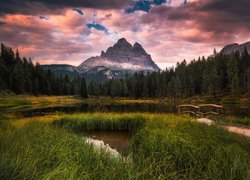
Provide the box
[0,0,250,69]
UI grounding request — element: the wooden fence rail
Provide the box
[177,104,224,116]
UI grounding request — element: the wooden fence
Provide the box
[177,104,223,116]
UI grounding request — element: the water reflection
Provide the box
[21,103,176,117]
[84,131,132,156]
[18,102,250,117]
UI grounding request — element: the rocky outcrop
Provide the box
[78,38,160,72]
[220,42,250,55]
[42,38,160,82]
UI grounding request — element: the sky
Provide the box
[0,0,250,69]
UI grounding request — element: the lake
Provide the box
[14,102,250,118]
[84,131,133,156]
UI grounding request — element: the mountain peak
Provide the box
[79,38,160,74]
[220,42,250,55]
[133,42,147,55]
[113,38,132,49]
[117,38,129,43]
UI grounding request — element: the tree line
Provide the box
[0,43,88,98]
[89,49,249,98]
[0,43,249,99]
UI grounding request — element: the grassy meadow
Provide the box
[0,112,249,179]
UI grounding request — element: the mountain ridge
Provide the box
[42,38,160,82]
[41,40,250,83]
[220,42,250,55]
[78,38,160,72]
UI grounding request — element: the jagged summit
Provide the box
[42,38,160,82]
[220,42,250,55]
[101,38,147,59]
[133,42,147,56]
[78,38,160,72]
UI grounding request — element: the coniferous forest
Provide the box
[0,43,88,97]
[0,43,249,98]
[90,50,249,98]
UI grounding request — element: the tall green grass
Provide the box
[0,113,249,179]
[53,113,145,132]
[0,122,132,179]
[217,115,250,126]
[132,120,250,179]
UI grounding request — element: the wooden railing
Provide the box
[177,104,223,116]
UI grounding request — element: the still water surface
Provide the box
[20,102,249,117]
[85,131,133,156]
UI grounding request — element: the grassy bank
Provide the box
[0,96,81,110]
[1,113,249,179]
[0,95,249,127]
[211,115,250,127]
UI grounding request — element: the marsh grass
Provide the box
[53,113,145,132]
[133,121,250,179]
[208,115,250,127]
[0,122,132,179]
[0,113,249,179]
[0,96,81,110]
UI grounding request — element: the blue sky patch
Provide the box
[86,23,109,34]
[73,8,84,15]
[125,0,167,14]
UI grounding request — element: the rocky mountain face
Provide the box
[78,38,160,72]
[42,38,160,83]
[220,42,250,55]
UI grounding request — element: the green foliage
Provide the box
[80,77,88,98]
[1,43,249,98]
[215,115,250,126]
[53,113,145,132]
[0,122,132,179]
[133,121,249,179]
[0,113,249,179]
[0,43,86,96]
[90,52,249,99]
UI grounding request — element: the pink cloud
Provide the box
[0,0,250,70]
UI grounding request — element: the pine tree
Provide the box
[227,55,240,96]
[80,76,88,98]
[12,61,25,94]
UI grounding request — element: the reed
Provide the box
[53,113,145,132]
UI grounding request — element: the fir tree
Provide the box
[80,77,88,98]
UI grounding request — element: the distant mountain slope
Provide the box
[42,64,81,78]
[42,38,160,82]
[220,42,250,55]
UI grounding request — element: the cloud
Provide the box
[0,0,250,70]
[124,0,190,14]
[0,0,133,16]
[0,21,6,26]
[125,1,152,13]
[125,0,167,13]
[86,23,109,34]
[141,0,250,42]
[73,8,84,15]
